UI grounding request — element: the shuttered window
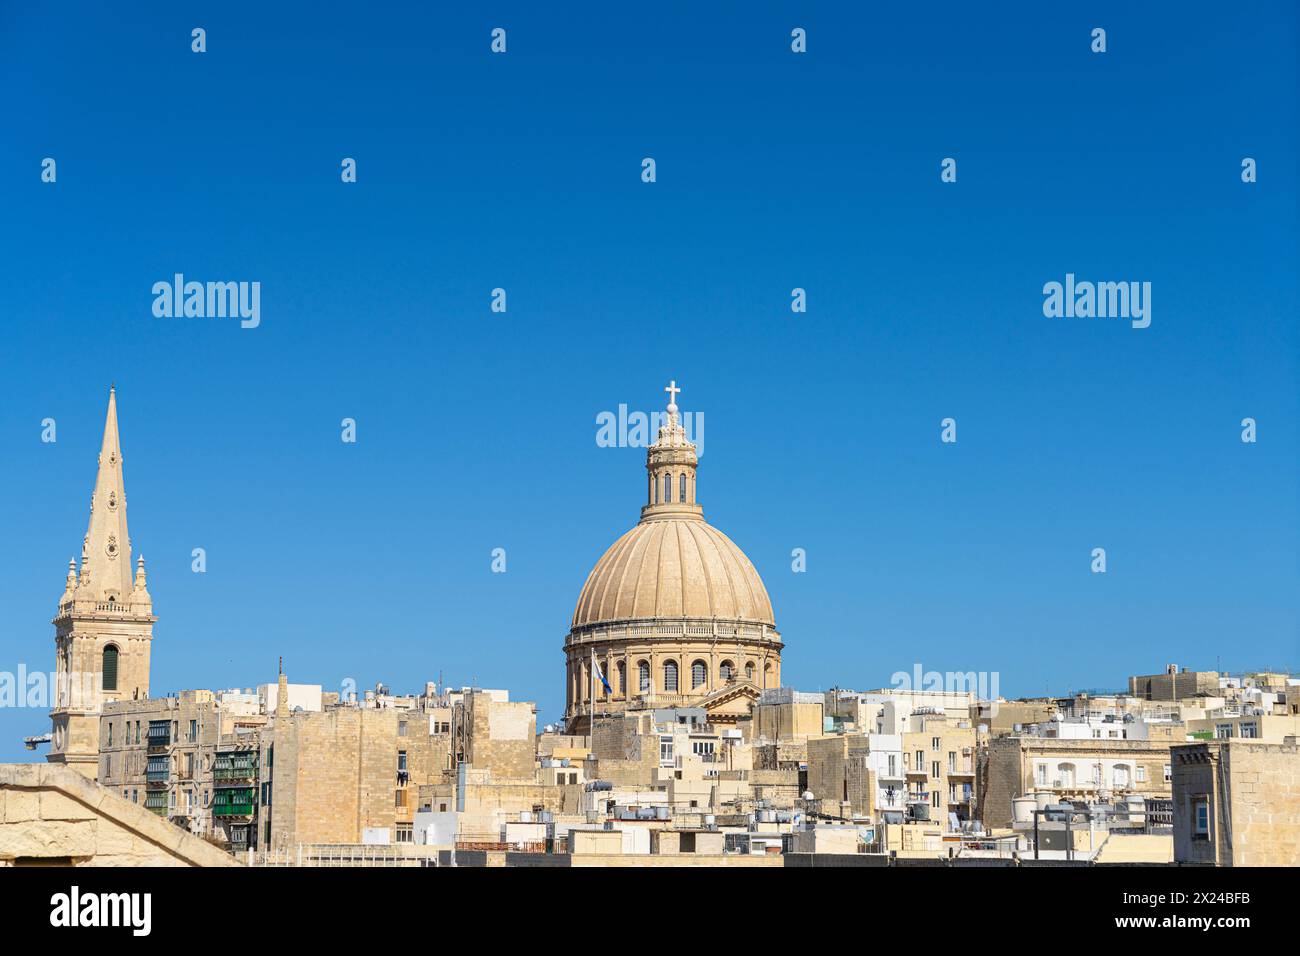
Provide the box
[102,645,119,691]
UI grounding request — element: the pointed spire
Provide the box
[73,385,135,603]
[61,559,78,602]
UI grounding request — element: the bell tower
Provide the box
[48,385,155,777]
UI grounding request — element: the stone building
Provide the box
[1171,740,1300,866]
[48,386,156,777]
[981,735,1177,828]
[98,690,235,832]
[901,712,977,824]
[1129,665,1220,701]
[564,383,782,731]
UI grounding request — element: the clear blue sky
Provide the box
[1,3,1296,760]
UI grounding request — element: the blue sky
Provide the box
[1,3,1296,760]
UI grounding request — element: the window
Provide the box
[1193,798,1210,838]
[1240,722,1259,739]
[679,473,687,502]
[691,661,707,689]
[1036,765,1048,786]
[1215,723,1233,739]
[720,660,734,682]
[659,736,674,765]
[1058,763,1075,787]
[692,740,716,757]
[397,751,408,772]
[1164,764,1172,783]
[134,722,140,745]
[638,661,650,693]
[1113,765,1130,788]
[887,754,897,776]
[189,719,197,742]
[395,823,413,844]
[947,751,956,773]
[745,662,755,681]
[617,661,626,693]
[664,660,678,692]
[663,473,672,503]
[914,750,923,769]
[932,791,941,809]
[931,737,940,751]
[102,645,119,691]
[398,721,408,737]
[1136,765,1147,783]
[107,723,113,747]
[931,761,940,779]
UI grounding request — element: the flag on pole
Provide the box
[592,654,612,694]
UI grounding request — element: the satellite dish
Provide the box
[802,791,815,801]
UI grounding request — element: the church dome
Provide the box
[572,517,775,629]
[570,379,776,632]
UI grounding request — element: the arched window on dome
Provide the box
[102,644,120,692]
[745,662,755,682]
[720,660,734,682]
[679,473,687,503]
[691,660,707,689]
[663,660,679,693]
[638,661,650,694]
[663,472,672,503]
[616,661,626,695]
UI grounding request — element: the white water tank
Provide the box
[1012,795,1037,824]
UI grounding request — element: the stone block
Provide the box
[41,790,97,821]
[0,819,95,859]
[4,789,40,823]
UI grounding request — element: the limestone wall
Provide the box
[0,763,239,867]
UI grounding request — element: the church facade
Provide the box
[564,382,783,733]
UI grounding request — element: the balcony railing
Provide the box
[213,768,256,783]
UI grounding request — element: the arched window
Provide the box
[638,661,650,694]
[663,660,679,693]
[654,474,659,503]
[720,660,734,682]
[663,473,672,503]
[691,660,707,689]
[745,662,755,681]
[1058,763,1075,787]
[616,661,626,694]
[679,473,687,503]
[102,645,120,692]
